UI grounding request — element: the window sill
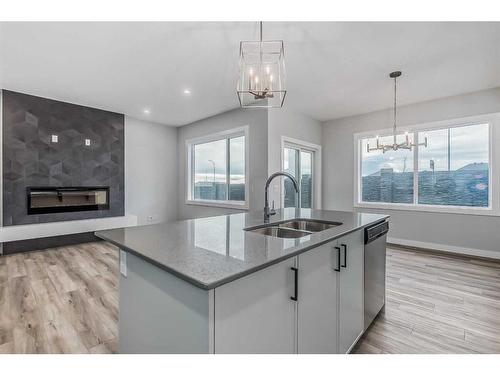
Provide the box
[185,199,249,210]
[354,202,498,217]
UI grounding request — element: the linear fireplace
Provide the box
[27,187,110,215]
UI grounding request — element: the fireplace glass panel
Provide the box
[27,187,109,214]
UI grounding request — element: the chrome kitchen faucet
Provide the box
[264,172,299,222]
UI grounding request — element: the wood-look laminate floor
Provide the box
[1,242,500,354]
[0,241,119,354]
[355,246,500,354]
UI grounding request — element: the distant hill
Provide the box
[361,162,489,207]
[457,162,488,171]
[367,163,487,176]
[369,168,395,177]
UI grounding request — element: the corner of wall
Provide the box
[124,116,179,225]
[0,89,3,229]
[0,89,3,255]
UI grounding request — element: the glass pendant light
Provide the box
[237,21,287,108]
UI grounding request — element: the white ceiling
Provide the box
[1,22,499,126]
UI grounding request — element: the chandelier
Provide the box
[237,22,286,108]
[367,71,427,153]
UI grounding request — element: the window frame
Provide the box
[280,136,322,209]
[353,113,499,216]
[186,126,250,210]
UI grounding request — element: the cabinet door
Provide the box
[338,230,364,353]
[297,241,339,354]
[214,257,297,353]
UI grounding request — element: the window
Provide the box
[357,120,491,213]
[282,138,321,209]
[187,127,248,208]
[283,147,299,207]
[361,134,414,204]
[417,124,489,207]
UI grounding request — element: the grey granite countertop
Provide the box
[95,208,389,290]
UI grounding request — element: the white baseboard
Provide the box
[387,236,500,260]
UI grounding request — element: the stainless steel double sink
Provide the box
[244,219,342,239]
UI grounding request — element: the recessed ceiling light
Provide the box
[143,108,151,115]
[183,89,191,95]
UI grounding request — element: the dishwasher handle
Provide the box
[364,221,389,244]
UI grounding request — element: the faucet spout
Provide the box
[264,172,300,222]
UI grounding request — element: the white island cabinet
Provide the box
[213,229,364,354]
[297,240,339,353]
[101,209,388,354]
[116,226,368,354]
[337,229,364,353]
[214,257,297,353]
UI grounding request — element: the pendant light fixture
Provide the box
[367,71,428,153]
[237,21,287,108]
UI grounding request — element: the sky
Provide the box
[361,123,489,176]
[191,124,488,182]
[283,148,312,176]
[194,136,245,184]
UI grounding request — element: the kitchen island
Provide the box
[95,208,388,354]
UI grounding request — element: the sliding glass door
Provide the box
[283,145,314,209]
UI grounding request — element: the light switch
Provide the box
[120,250,127,277]
[51,134,58,143]
[85,138,91,146]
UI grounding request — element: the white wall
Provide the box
[177,108,268,219]
[0,114,177,250]
[267,108,323,208]
[322,87,500,258]
[125,116,178,225]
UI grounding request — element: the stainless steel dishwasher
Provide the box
[364,220,389,330]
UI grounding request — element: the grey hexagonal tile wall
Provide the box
[2,90,124,226]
